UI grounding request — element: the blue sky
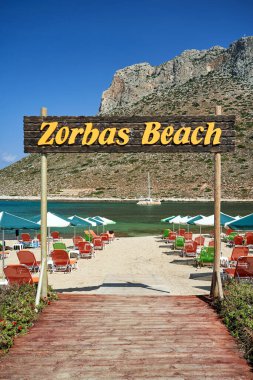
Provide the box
[0,0,252,169]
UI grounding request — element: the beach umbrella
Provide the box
[93,216,116,225]
[32,211,72,253]
[161,216,175,223]
[195,212,235,227]
[226,213,253,231]
[168,215,192,232]
[92,216,116,232]
[68,215,95,238]
[187,215,204,225]
[0,211,40,273]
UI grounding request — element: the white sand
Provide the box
[2,235,232,295]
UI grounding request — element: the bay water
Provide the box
[0,200,252,238]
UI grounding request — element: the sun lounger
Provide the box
[4,264,39,285]
[17,250,41,272]
[233,235,244,246]
[196,246,214,267]
[92,237,104,250]
[162,229,171,239]
[20,233,33,248]
[100,233,110,244]
[182,241,197,257]
[178,229,185,237]
[51,231,62,241]
[194,236,205,246]
[167,232,177,243]
[228,246,249,267]
[184,232,193,241]
[73,236,84,249]
[223,256,253,281]
[77,241,94,258]
[208,240,214,247]
[174,236,185,250]
[51,250,78,272]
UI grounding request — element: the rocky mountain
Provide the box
[0,37,252,200]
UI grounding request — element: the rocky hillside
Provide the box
[0,37,252,200]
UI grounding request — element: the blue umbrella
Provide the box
[161,216,175,223]
[68,215,95,239]
[187,215,204,225]
[0,211,40,271]
[226,213,253,231]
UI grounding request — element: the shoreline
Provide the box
[0,195,253,202]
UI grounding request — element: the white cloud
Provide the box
[2,152,17,164]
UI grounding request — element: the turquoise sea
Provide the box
[0,200,252,238]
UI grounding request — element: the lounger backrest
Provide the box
[51,250,70,266]
[235,256,253,278]
[4,265,34,285]
[195,236,205,246]
[77,241,86,250]
[21,233,31,242]
[78,242,92,253]
[17,250,36,267]
[233,235,244,245]
[93,237,102,246]
[184,232,193,240]
[100,233,109,241]
[168,232,177,240]
[231,246,249,261]
[53,242,66,250]
[228,232,238,241]
[209,240,214,247]
[51,231,60,239]
[246,235,253,245]
[184,241,197,253]
[178,229,185,236]
[73,236,83,246]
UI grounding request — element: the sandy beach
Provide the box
[2,234,232,296]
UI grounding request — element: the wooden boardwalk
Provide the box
[0,295,252,379]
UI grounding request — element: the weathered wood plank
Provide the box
[0,295,251,379]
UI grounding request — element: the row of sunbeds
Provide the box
[161,229,253,280]
[3,230,116,285]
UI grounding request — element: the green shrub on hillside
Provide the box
[214,281,253,364]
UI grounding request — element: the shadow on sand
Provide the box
[55,282,170,294]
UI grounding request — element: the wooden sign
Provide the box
[24,115,235,153]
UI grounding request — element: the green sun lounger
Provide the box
[174,236,185,250]
[196,246,214,266]
[162,229,171,239]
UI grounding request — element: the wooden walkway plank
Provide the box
[0,295,252,380]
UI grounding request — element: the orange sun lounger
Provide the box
[4,264,39,285]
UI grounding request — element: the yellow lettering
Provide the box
[142,122,161,145]
[82,123,99,145]
[38,122,58,146]
[116,128,130,145]
[204,122,222,145]
[69,128,84,145]
[161,126,174,144]
[173,127,191,145]
[98,128,116,145]
[191,126,204,145]
[55,126,70,145]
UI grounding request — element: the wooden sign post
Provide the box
[40,107,48,299]
[211,106,223,299]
